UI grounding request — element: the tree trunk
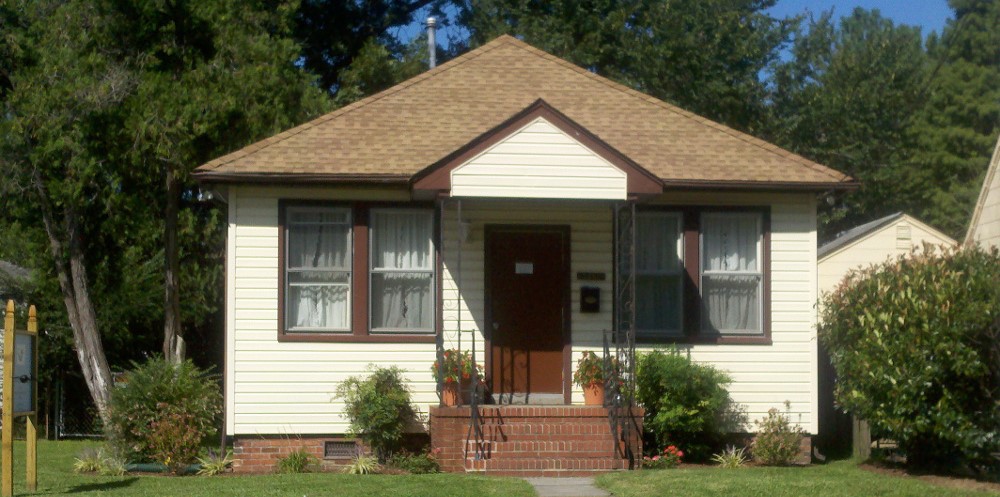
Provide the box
[163,164,183,363]
[35,183,113,426]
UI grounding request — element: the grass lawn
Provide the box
[6,440,536,497]
[596,460,1000,497]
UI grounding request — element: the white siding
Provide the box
[227,187,821,435]
[968,138,1000,249]
[818,216,956,296]
[226,186,433,436]
[450,118,628,200]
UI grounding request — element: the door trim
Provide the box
[484,224,572,404]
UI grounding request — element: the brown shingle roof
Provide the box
[194,35,852,189]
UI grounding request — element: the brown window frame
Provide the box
[636,206,771,345]
[277,200,438,343]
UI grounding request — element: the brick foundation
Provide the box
[430,405,644,477]
[232,436,361,473]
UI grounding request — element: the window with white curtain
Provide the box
[700,212,762,334]
[285,207,352,332]
[636,212,684,336]
[369,209,434,333]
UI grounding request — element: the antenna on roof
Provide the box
[426,17,437,69]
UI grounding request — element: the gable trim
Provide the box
[818,213,956,263]
[411,99,663,196]
[965,135,1000,245]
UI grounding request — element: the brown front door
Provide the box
[486,226,569,404]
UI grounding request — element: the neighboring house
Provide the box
[966,135,1000,249]
[193,35,854,474]
[818,213,956,296]
[814,213,955,457]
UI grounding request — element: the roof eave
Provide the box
[191,172,412,186]
[660,179,859,192]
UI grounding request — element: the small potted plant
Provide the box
[572,351,606,405]
[431,348,483,407]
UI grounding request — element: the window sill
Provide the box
[278,332,436,344]
[636,334,772,346]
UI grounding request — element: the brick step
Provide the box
[475,423,614,437]
[465,439,618,459]
[465,457,628,473]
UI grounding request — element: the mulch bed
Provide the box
[862,463,1000,493]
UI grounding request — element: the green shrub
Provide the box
[819,245,1000,470]
[196,449,233,476]
[752,403,804,466]
[636,348,740,461]
[344,455,381,475]
[73,447,107,474]
[276,449,317,474]
[711,445,748,468]
[386,450,441,474]
[107,358,222,470]
[335,365,418,462]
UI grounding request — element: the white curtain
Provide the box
[702,214,760,333]
[287,209,351,330]
[370,211,433,331]
[636,214,683,334]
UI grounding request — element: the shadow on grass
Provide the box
[64,477,138,493]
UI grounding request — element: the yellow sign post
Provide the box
[2,300,13,497]
[2,300,39,496]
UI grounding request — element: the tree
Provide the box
[105,0,329,363]
[769,9,929,239]
[333,36,430,107]
[0,0,329,420]
[457,0,794,133]
[293,0,441,94]
[902,0,1000,239]
[0,0,131,422]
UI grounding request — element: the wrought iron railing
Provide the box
[607,200,640,469]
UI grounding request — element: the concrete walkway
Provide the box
[525,477,610,497]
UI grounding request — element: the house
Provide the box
[818,213,956,296]
[966,135,1000,249]
[814,213,955,457]
[193,35,854,475]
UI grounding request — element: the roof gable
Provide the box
[412,99,662,198]
[194,35,854,190]
[966,134,1000,246]
[819,213,956,261]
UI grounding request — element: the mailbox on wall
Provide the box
[580,286,600,313]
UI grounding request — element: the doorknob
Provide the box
[492,322,499,331]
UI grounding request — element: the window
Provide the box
[700,213,762,334]
[285,207,352,332]
[635,208,769,342]
[636,212,683,337]
[279,202,436,341]
[369,209,435,332]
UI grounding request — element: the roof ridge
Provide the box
[497,37,851,183]
[198,37,519,172]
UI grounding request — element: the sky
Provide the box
[402,1,955,49]
[767,0,953,36]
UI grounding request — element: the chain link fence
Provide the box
[55,373,103,439]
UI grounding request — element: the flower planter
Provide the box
[583,382,605,406]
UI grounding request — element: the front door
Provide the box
[485,226,569,404]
